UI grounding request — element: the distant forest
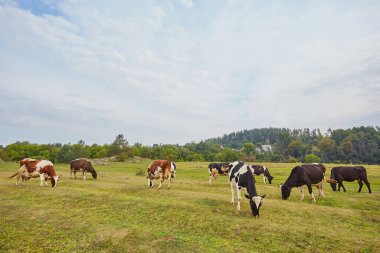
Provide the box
[1,126,379,164]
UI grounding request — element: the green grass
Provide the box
[0,161,379,252]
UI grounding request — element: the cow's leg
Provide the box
[358,180,363,192]
[83,171,86,180]
[340,182,346,192]
[318,183,324,198]
[230,183,235,206]
[363,179,372,193]
[167,174,171,189]
[16,173,21,185]
[236,186,242,212]
[147,178,151,187]
[263,175,266,184]
[74,171,77,179]
[16,167,27,185]
[209,174,213,186]
[299,186,305,201]
[158,174,163,189]
[306,184,316,203]
[39,174,45,187]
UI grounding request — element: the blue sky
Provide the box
[0,0,379,146]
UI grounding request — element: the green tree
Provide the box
[318,137,336,162]
[109,134,128,157]
[242,142,255,156]
[304,154,322,163]
[288,140,305,159]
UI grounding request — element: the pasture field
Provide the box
[0,160,379,253]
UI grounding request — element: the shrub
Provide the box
[304,154,322,163]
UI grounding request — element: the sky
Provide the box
[0,0,379,146]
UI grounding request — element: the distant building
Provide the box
[255,144,273,154]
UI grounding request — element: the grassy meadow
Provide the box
[0,160,379,253]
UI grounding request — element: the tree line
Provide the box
[0,127,379,164]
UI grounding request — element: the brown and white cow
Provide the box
[9,158,40,185]
[147,160,176,189]
[34,160,60,187]
[9,159,59,187]
[70,158,97,180]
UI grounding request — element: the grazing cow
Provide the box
[208,162,229,186]
[147,160,176,189]
[34,160,60,187]
[10,159,59,187]
[228,161,266,217]
[280,163,326,203]
[327,166,372,193]
[9,158,40,185]
[70,158,97,180]
[250,165,274,184]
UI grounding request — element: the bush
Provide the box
[288,157,298,163]
[304,154,322,163]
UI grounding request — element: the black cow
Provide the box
[328,166,372,193]
[280,163,326,203]
[228,161,266,217]
[70,158,97,180]
[208,162,229,186]
[250,165,274,184]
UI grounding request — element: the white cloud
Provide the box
[179,0,193,8]
[0,1,379,145]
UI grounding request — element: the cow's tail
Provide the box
[9,171,19,178]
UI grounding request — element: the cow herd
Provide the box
[8,158,372,217]
[9,158,97,187]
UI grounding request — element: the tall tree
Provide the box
[109,134,129,157]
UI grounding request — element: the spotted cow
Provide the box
[147,160,176,189]
[9,158,40,185]
[250,164,274,184]
[10,159,59,187]
[208,162,229,186]
[228,161,266,217]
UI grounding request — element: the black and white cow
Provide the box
[280,163,326,203]
[328,166,372,193]
[208,162,229,186]
[228,161,266,217]
[250,164,274,184]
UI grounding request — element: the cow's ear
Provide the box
[278,184,283,189]
[244,193,251,199]
[261,194,266,199]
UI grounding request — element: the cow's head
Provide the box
[50,176,61,187]
[245,194,266,217]
[91,171,98,179]
[280,184,291,200]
